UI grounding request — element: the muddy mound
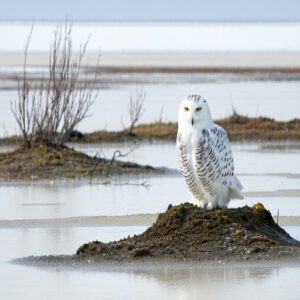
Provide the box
[0,144,157,180]
[76,203,300,261]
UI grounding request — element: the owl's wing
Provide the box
[195,124,237,192]
[177,133,203,196]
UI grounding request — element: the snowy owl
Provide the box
[177,94,243,210]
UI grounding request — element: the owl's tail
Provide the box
[229,176,244,200]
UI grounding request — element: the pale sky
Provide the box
[1,0,300,21]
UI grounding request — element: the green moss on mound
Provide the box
[76,203,300,261]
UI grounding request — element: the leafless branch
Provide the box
[10,22,35,148]
[127,87,146,135]
[106,146,139,177]
[89,147,104,184]
[93,180,150,188]
[88,144,139,183]
[157,105,165,123]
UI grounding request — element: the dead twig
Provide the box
[11,22,35,148]
[89,146,105,184]
[106,145,139,177]
[157,105,165,124]
[94,180,150,188]
[127,87,146,135]
[89,143,139,183]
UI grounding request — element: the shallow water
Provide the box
[0,140,300,299]
[1,80,300,136]
[4,263,300,300]
[283,226,300,241]
[0,225,300,300]
[71,141,300,174]
[1,176,300,220]
[0,141,300,220]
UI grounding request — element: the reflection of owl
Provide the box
[177,94,243,210]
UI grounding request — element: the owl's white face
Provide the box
[178,94,213,130]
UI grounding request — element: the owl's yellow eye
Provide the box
[184,106,190,112]
[195,107,202,112]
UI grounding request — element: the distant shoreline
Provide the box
[97,65,300,73]
[1,51,300,69]
[1,52,300,90]
[1,20,300,24]
[1,114,300,146]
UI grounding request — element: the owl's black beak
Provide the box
[191,118,194,126]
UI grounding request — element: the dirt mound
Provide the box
[0,144,157,180]
[77,203,300,261]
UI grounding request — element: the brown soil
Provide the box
[75,203,300,262]
[0,144,157,180]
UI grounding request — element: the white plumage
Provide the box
[177,94,243,210]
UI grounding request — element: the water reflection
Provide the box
[1,225,300,300]
[4,261,300,300]
[122,265,300,300]
[4,227,300,300]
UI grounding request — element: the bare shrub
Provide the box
[11,22,98,148]
[127,87,146,135]
[11,25,35,148]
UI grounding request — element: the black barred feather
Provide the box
[196,126,235,192]
[177,133,204,197]
[177,125,236,199]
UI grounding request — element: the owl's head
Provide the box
[178,94,213,130]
